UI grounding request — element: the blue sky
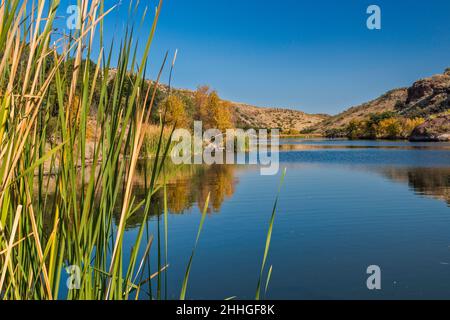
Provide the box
[58,0,450,115]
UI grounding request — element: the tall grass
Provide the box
[0,0,285,301]
[0,0,176,300]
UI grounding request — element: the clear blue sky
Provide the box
[59,0,450,115]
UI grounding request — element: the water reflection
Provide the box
[120,164,238,228]
[129,141,450,299]
[127,163,450,229]
[376,167,450,206]
[121,141,450,228]
[156,165,238,214]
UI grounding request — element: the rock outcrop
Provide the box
[410,114,450,141]
[398,72,450,118]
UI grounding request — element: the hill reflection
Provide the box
[120,162,450,229]
[376,167,450,206]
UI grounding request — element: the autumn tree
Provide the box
[162,95,189,128]
[194,85,211,121]
[207,92,233,131]
[194,86,233,131]
[378,118,402,138]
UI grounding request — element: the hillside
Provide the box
[231,102,329,132]
[313,88,408,133]
[398,70,450,118]
[311,68,450,139]
[101,66,450,139]
[154,84,330,133]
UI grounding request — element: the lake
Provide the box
[123,139,450,300]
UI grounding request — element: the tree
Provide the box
[346,120,364,139]
[203,91,232,131]
[214,98,233,132]
[378,118,401,139]
[366,112,397,138]
[162,95,188,128]
[194,87,233,131]
[194,85,211,121]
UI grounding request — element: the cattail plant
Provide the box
[0,0,283,301]
[0,0,177,300]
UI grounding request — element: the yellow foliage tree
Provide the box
[203,91,233,131]
[163,95,188,128]
[212,95,233,132]
[194,85,211,121]
[194,86,233,131]
[378,118,402,138]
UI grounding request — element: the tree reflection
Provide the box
[192,165,236,213]
[122,164,238,228]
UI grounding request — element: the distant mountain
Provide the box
[230,102,329,132]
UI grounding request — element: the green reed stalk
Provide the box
[255,168,286,300]
[0,0,174,300]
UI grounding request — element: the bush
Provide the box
[346,120,366,139]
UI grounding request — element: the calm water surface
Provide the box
[124,139,450,300]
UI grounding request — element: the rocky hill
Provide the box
[312,68,450,138]
[410,114,450,141]
[313,88,408,133]
[398,69,450,118]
